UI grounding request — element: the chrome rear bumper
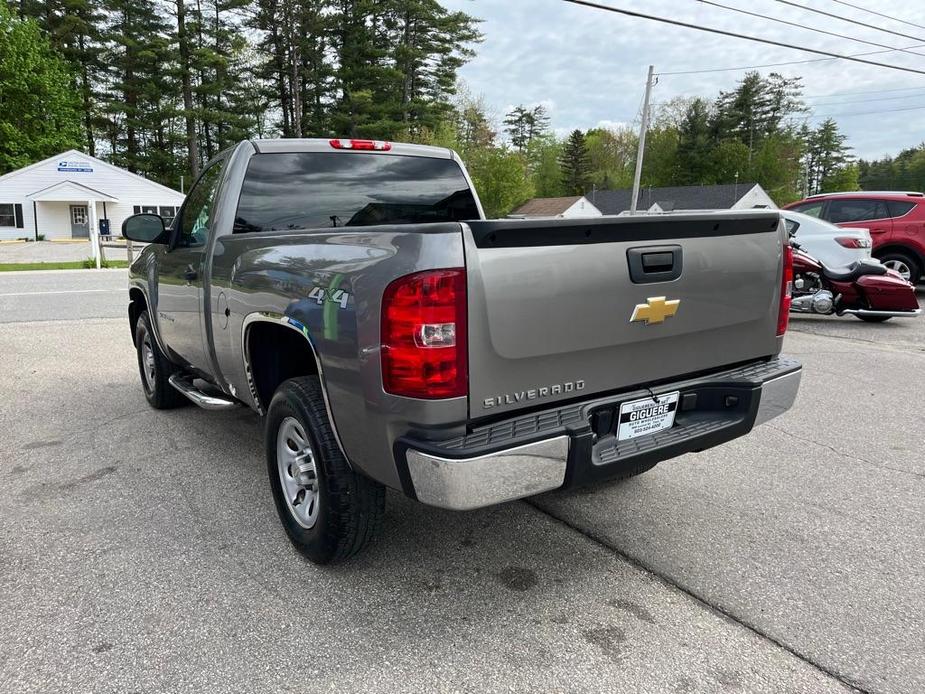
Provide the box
[403,358,801,511]
[406,437,569,511]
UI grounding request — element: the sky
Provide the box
[439,0,925,160]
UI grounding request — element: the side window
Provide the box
[887,200,916,218]
[178,161,224,248]
[827,199,889,224]
[790,201,823,218]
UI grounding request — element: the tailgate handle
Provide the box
[627,245,682,284]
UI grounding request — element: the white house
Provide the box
[592,183,778,216]
[512,195,603,218]
[0,149,185,241]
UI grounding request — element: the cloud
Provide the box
[439,0,925,159]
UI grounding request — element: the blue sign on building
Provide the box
[57,160,94,173]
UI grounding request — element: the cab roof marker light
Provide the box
[329,139,392,151]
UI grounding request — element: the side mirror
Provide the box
[122,213,167,244]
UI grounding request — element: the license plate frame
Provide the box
[617,391,681,441]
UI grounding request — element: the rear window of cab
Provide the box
[233,152,480,233]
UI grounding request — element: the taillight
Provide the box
[777,244,793,337]
[381,269,467,399]
[835,236,871,249]
[329,138,392,151]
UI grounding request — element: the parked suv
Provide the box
[784,192,925,283]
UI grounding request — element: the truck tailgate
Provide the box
[463,212,785,417]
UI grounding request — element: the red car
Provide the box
[784,192,925,283]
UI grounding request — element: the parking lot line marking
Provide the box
[0,289,123,297]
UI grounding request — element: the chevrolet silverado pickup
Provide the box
[123,138,802,564]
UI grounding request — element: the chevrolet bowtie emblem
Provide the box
[630,296,680,325]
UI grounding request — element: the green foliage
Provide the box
[0,4,82,173]
[585,127,635,190]
[821,164,860,193]
[529,136,566,198]
[859,145,925,191]
[466,147,533,218]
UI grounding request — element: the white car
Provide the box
[781,210,872,268]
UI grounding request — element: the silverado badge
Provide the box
[630,296,680,325]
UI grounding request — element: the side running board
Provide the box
[168,374,237,410]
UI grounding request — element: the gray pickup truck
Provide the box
[123,138,801,563]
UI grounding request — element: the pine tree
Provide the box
[675,99,714,185]
[504,104,549,153]
[102,0,178,180]
[559,129,590,195]
[803,118,852,195]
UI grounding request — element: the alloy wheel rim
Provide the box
[276,417,320,529]
[141,334,156,392]
[883,259,912,282]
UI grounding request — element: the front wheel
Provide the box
[134,310,186,409]
[266,376,385,564]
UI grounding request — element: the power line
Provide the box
[811,103,925,118]
[559,1,925,76]
[828,0,925,32]
[804,85,925,99]
[699,0,925,58]
[810,91,925,106]
[658,41,925,75]
[773,0,925,45]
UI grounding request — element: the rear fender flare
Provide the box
[241,311,350,463]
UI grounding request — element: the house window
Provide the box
[0,204,15,227]
[134,205,177,227]
[159,206,177,228]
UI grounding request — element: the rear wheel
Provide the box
[856,314,891,323]
[878,251,920,284]
[134,310,185,409]
[266,376,385,564]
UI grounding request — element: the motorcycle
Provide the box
[789,239,921,323]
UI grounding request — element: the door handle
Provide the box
[627,245,683,284]
[183,265,198,281]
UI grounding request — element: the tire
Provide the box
[856,314,891,323]
[266,376,385,564]
[878,250,920,284]
[134,310,186,409]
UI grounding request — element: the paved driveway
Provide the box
[1,271,922,693]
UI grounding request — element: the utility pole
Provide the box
[630,65,655,215]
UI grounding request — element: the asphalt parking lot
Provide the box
[1,270,923,693]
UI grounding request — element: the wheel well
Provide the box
[129,288,147,345]
[246,321,320,411]
[873,244,924,268]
